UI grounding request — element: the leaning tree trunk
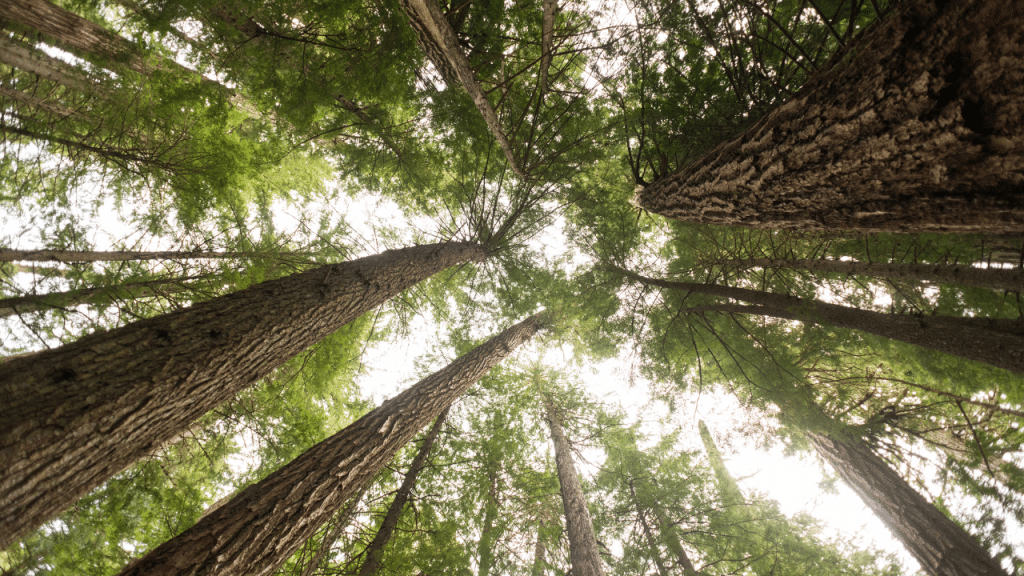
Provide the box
[616,267,1024,374]
[0,248,268,263]
[357,407,449,576]
[719,257,1024,293]
[0,241,487,549]
[634,0,1024,233]
[0,275,200,319]
[298,483,369,576]
[544,396,605,576]
[653,504,699,576]
[112,313,545,576]
[810,432,1008,576]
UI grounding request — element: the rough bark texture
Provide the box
[544,397,605,576]
[810,432,1008,576]
[725,257,1024,292]
[399,0,527,178]
[539,0,557,95]
[299,483,369,576]
[0,249,259,263]
[357,408,449,576]
[635,0,1024,233]
[0,276,198,319]
[619,267,1024,374]
[111,314,543,576]
[0,241,487,549]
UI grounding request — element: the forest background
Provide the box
[1,0,1022,575]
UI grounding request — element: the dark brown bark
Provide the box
[0,248,264,263]
[616,267,1024,374]
[0,276,199,319]
[112,313,544,576]
[544,396,605,576]
[634,0,1024,233]
[810,432,1008,576]
[0,241,487,549]
[723,257,1024,293]
[630,481,670,576]
[399,0,527,178]
[357,408,449,576]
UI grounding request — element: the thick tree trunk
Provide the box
[617,267,1024,373]
[544,397,605,576]
[721,257,1024,293]
[810,432,1008,576]
[0,241,488,549]
[399,0,527,178]
[630,481,670,576]
[0,248,264,263]
[357,408,449,576]
[0,276,199,319]
[634,0,1024,233]
[112,313,544,576]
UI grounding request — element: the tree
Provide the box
[357,407,449,576]
[113,312,545,576]
[543,393,606,576]
[633,0,1024,233]
[0,240,487,548]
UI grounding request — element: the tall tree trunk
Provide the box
[0,248,270,263]
[399,0,527,178]
[0,34,106,95]
[810,432,1008,576]
[112,313,545,576]
[615,267,1024,373]
[477,470,499,576]
[634,0,1024,233]
[0,241,488,549]
[630,480,670,576]
[543,396,605,576]
[653,505,698,576]
[0,275,200,318]
[529,519,547,576]
[718,257,1024,293]
[698,421,745,508]
[357,408,449,576]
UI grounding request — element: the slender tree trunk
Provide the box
[477,470,499,576]
[399,0,527,178]
[630,481,670,576]
[0,248,270,263]
[698,421,745,508]
[357,408,449,576]
[810,432,1008,576]
[634,0,1024,233]
[0,241,488,549]
[543,396,605,576]
[720,257,1024,293]
[653,505,699,576]
[616,267,1024,373]
[529,519,547,576]
[0,276,200,318]
[112,313,544,576]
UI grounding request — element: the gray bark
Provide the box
[810,432,1008,576]
[0,276,199,319]
[0,241,487,549]
[113,313,544,576]
[634,0,1024,233]
[544,396,605,576]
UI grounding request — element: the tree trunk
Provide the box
[0,34,106,95]
[0,248,268,263]
[477,470,499,576]
[634,0,1024,233]
[529,519,547,576]
[299,483,369,576]
[616,267,1024,374]
[0,276,199,319]
[810,432,1008,576]
[721,257,1024,293]
[111,313,544,576]
[543,396,605,576]
[653,505,699,576]
[357,407,449,576]
[630,481,670,576]
[399,0,527,178]
[698,421,745,508]
[0,241,488,549]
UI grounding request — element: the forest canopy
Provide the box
[1,0,1022,575]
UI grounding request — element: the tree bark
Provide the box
[810,432,1008,576]
[0,34,107,95]
[0,241,488,549]
[399,0,527,178]
[634,0,1024,233]
[0,276,200,319]
[720,257,1024,293]
[616,267,1024,374]
[299,483,369,576]
[0,248,266,263]
[111,313,544,576]
[543,396,605,576]
[357,407,449,576]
